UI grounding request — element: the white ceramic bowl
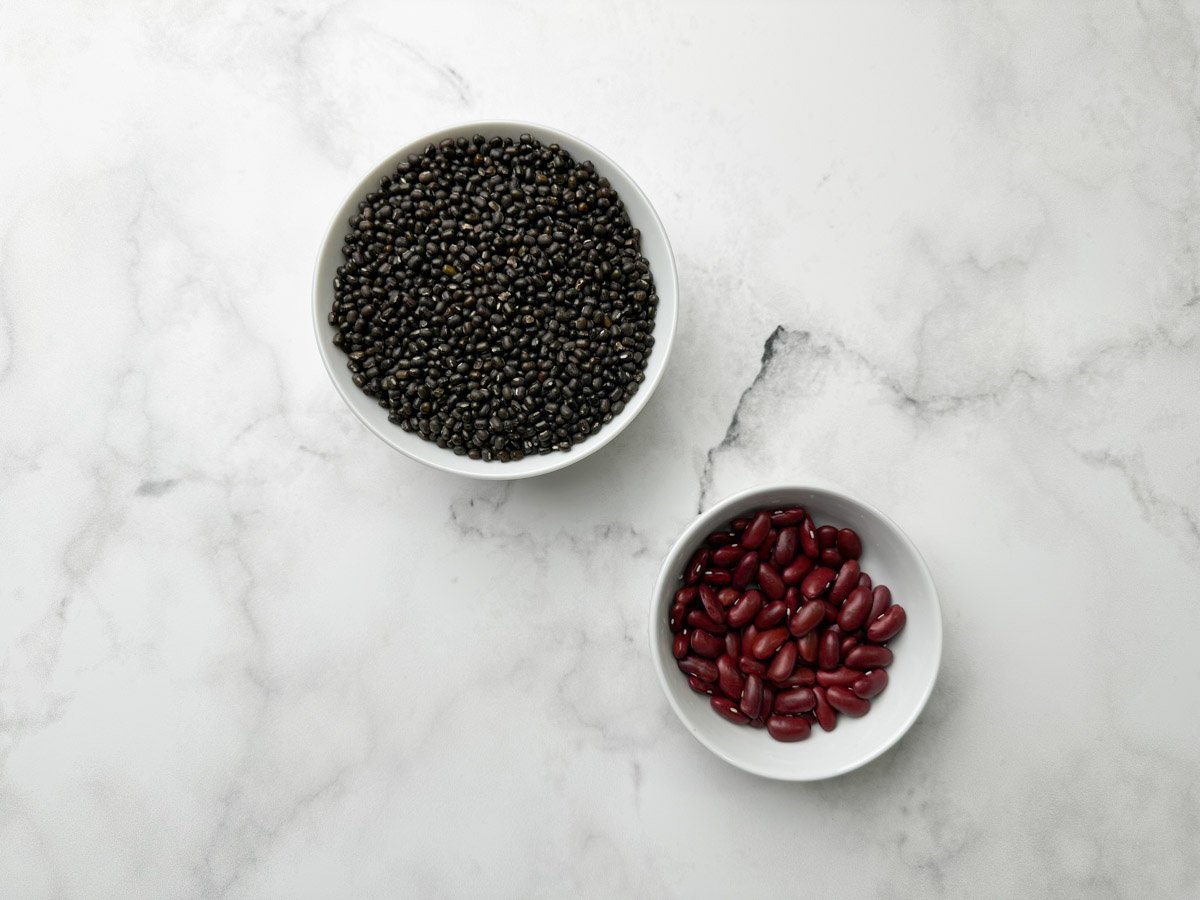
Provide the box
[312,121,677,479]
[650,482,942,780]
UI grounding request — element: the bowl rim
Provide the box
[311,119,678,480]
[649,480,943,780]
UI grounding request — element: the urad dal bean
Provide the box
[868,585,892,623]
[750,627,789,659]
[838,586,872,632]
[711,695,750,724]
[741,512,772,550]
[758,562,786,601]
[672,633,689,659]
[867,605,906,642]
[770,507,806,526]
[754,600,788,630]
[825,686,870,717]
[767,714,812,742]
[852,668,888,699]
[801,566,836,599]
[774,687,817,714]
[727,590,763,628]
[845,644,893,670]
[690,629,724,659]
[813,687,837,731]
[782,555,815,585]
[789,601,824,638]
[836,528,862,560]
[766,640,798,682]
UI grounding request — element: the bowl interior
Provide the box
[312,121,677,479]
[651,484,942,780]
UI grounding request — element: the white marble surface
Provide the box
[2,0,1198,896]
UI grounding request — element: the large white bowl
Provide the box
[650,482,942,780]
[312,121,677,479]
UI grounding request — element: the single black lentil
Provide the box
[329,133,658,462]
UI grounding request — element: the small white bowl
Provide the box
[650,482,942,780]
[312,121,677,479]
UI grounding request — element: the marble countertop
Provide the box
[2,1,1198,896]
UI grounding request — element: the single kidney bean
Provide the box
[750,627,789,659]
[702,568,732,587]
[740,673,764,719]
[698,585,723,622]
[838,585,872,632]
[821,600,841,624]
[758,562,786,601]
[845,644,893,669]
[826,686,870,717]
[730,517,750,533]
[867,605,906,642]
[761,685,775,718]
[678,656,718,682]
[836,528,862,560]
[813,687,837,731]
[816,525,838,550]
[758,528,778,561]
[819,630,841,670]
[742,623,759,649]
[796,630,819,664]
[829,559,860,603]
[727,589,763,628]
[690,629,724,659]
[738,655,767,677]
[674,585,698,606]
[774,686,817,714]
[669,602,688,633]
[868,585,892,623]
[839,635,859,656]
[776,666,816,687]
[672,633,690,660]
[717,587,740,607]
[767,714,812,742]
[783,586,800,615]
[685,548,709,585]
[856,572,872,590]
[766,640,797,682]
[711,695,750,724]
[788,601,824,637]
[816,667,864,688]
[782,555,814,585]
[748,716,766,729]
[717,654,745,700]
[687,675,714,695]
[705,530,737,547]
[711,545,743,568]
[733,551,759,589]
[821,548,845,568]
[852,668,888,699]
[724,631,740,659]
[741,512,772,550]
[773,526,798,567]
[799,517,819,558]
[770,507,806,526]
[686,609,725,634]
[800,566,836,599]
[754,600,787,630]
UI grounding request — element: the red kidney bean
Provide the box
[749,627,789,659]
[838,585,872,632]
[839,635,859,656]
[818,548,842,569]
[800,566,836,599]
[757,562,786,601]
[821,599,841,623]
[732,551,759,589]
[674,585,698,606]
[685,548,708,585]
[672,633,690,660]
[754,600,787,630]
[758,528,778,562]
[776,666,816,687]
[796,630,819,664]
[773,526,798,567]
[788,601,824,637]
[852,668,888,699]
[690,629,724,659]
[767,714,812,742]
[678,656,718,682]
[702,568,732,587]
[740,673,764,719]
[705,530,738,547]
[698,585,723,622]
[799,517,819,558]
[727,589,763,628]
[829,559,860,603]
[816,525,838,550]
[741,512,772,550]
[687,675,714,695]
[813,687,837,731]
[816,667,864,688]
[669,602,688,633]
[774,686,817,714]
[742,623,759,649]
[782,555,815,585]
[717,587,740,607]
[867,605,906,642]
[711,695,750,724]
[819,630,841,670]
[857,572,872,590]
[761,685,775,717]
[783,586,800,615]
[730,517,750,532]
[724,631,741,659]
[766,640,797,682]
[868,585,892,623]
[738,655,767,677]
[826,686,870,717]
[837,528,862,560]
[748,716,767,729]
[717,654,745,699]
[845,645,893,669]
[711,545,743,568]
[686,609,725,634]
[770,507,806,526]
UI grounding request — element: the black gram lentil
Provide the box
[329,133,658,462]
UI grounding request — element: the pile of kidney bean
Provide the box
[670,507,907,742]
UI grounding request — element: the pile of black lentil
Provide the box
[329,133,658,461]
